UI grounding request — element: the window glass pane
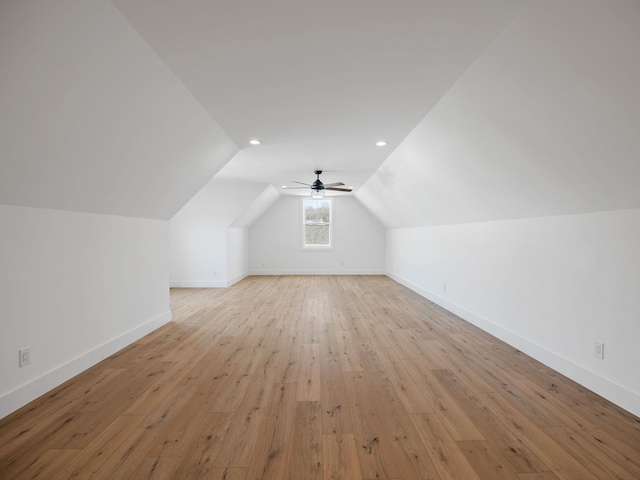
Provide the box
[304,200,317,223]
[303,198,332,248]
[305,225,330,245]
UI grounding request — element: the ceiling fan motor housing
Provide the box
[312,170,324,190]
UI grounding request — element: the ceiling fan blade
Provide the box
[325,187,353,192]
[291,180,311,186]
[322,182,345,187]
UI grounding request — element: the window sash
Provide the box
[302,199,332,249]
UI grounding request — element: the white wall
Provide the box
[387,209,640,417]
[169,186,228,287]
[250,196,385,274]
[227,228,249,286]
[0,205,170,418]
[170,182,275,287]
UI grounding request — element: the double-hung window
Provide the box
[302,198,333,250]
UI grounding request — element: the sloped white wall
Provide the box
[387,209,640,417]
[0,0,238,220]
[0,205,170,418]
[169,182,275,287]
[250,196,385,274]
[359,0,640,228]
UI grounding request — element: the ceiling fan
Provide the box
[283,170,352,198]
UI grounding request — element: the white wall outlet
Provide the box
[594,341,604,359]
[19,348,30,367]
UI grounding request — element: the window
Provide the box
[302,198,332,249]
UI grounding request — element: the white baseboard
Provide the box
[171,271,386,288]
[170,281,228,288]
[387,272,640,418]
[170,274,249,288]
[249,269,386,276]
[228,271,249,287]
[0,311,171,419]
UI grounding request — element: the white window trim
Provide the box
[300,197,335,251]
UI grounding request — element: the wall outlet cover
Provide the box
[19,348,31,367]
[594,342,604,360]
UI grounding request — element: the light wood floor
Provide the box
[1,276,639,479]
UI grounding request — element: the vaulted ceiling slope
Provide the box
[358,0,640,228]
[0,0,238,220]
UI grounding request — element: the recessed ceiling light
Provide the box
[249,139,261,145]
[376,141,387,147]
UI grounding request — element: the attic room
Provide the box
[1,0,639,478]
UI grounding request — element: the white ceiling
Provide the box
[111,0,525,194]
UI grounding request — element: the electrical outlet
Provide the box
[19,348,30,367]
[594,341,604,359]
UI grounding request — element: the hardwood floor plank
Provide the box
[335,329,364,372]
[320,356,354,435]
[402,359,486,441]
[213,369,276,468]
[343,371,400,479]
[543,425,639,480]
[208,363,254,413]
[124,348,209,415]
[480,392,601,480]
[371,386,442,480]
[245,383,297,480]
[6,448,78,480]
[376,348,434,414]
[356,338,393,387]
[170,412,235,479]
[89,385,199,480]
[208,468,248,480]
[46,415,147,479]
[410,413,481,480]
[457,440,522,479]
[286,401,323,480]
[431,369,548,475]
[297,343,322,401]
[323,434,363,480]
[129,456,181,480]
[517,473,560,480]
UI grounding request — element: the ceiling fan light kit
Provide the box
[284,170,353,197]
